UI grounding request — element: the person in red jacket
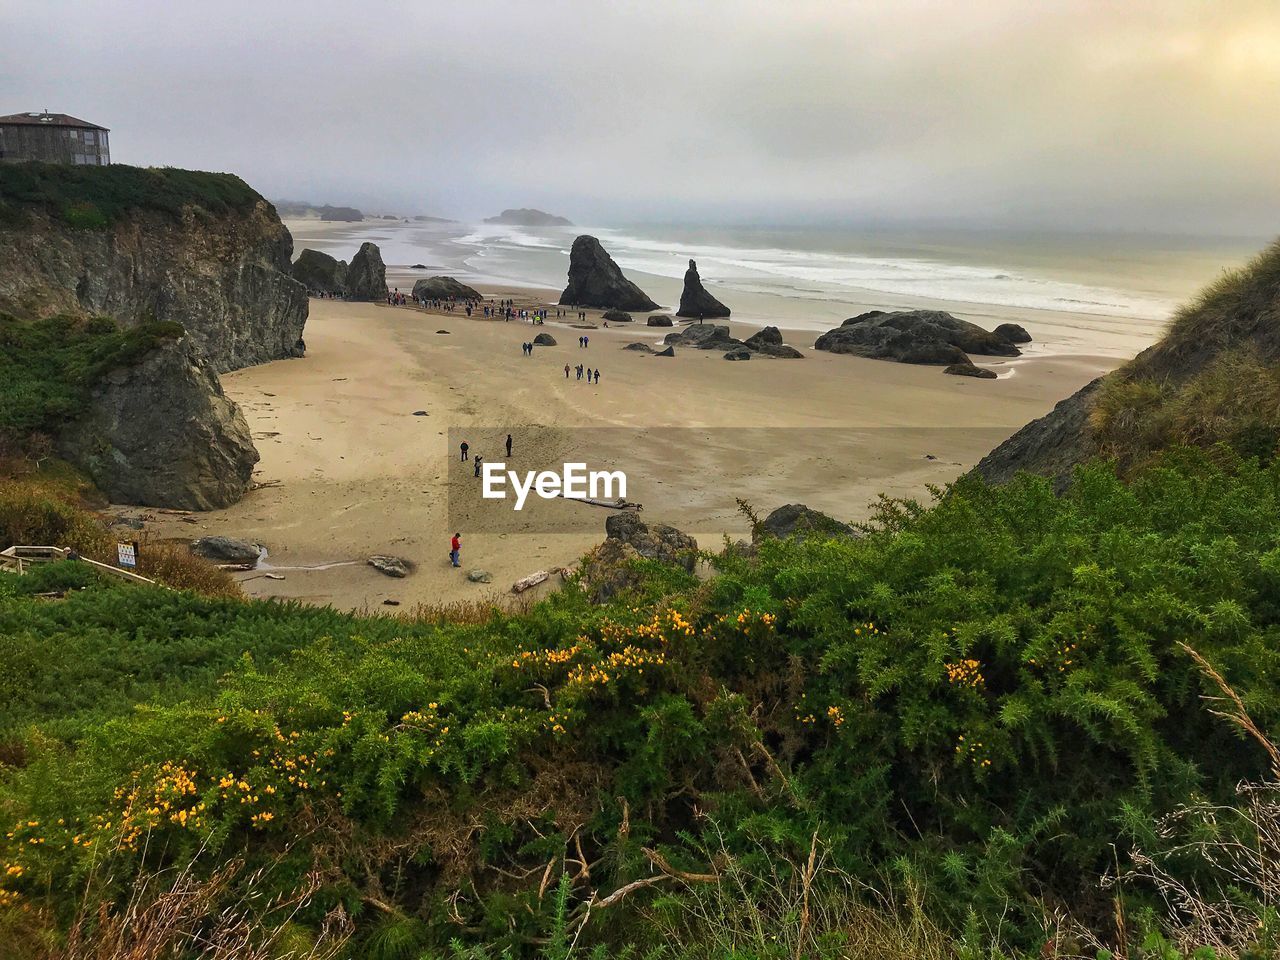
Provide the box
[450,533,461,568]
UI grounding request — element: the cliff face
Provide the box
[56,337,259,510]
[0,201,307,374]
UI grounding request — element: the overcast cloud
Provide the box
[3,0,1279,235]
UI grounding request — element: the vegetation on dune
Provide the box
[2,450,1279,958]
[0,460,238,597]
[0,312,185,447]
[0,162,265,230]
[1089,239,1280,473]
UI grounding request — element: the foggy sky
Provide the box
[4,0,1279,235]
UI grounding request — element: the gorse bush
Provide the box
[0,162,264,229]
[2,450,1279,958]
[0,312,184,444]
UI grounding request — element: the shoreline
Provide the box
[131,281,1117,612]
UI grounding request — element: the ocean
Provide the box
[286,219,1264,359]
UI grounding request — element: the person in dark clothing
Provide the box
[460,441,469,461]
[474,455,484,478]
[505,434,513,457]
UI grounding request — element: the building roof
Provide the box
[0,112,109,131]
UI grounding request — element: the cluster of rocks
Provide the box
[814,310,1028,378]
[663,323,803,360]
[676,259,731,319]
[559,236,660,312]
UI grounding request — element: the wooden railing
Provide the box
[0,545,162,586]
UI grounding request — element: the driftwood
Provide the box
[511,570,550,593]
[557,494,641,511]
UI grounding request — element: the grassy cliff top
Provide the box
[0,162,265,229]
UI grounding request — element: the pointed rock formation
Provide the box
[676,259,731,319]
[345,242,388,301]
[558,236,659,312]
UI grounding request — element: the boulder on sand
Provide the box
[558,235,660,311]
[533,332,557,346]
[814,310,1019,364]
[724,347,752,361]
[190,536,262,565]
[994,322,1033,344]
[368,555,412,578]
[602,309,633,323]
[655,345,675,357]
[647,315,673,327]
[345,242,388,301]
[745,326,805,358]
[944,362,998,379]
[412,276,481,301]
[663,324,743,350]
[676,259,731,319]
[623,342,654,353]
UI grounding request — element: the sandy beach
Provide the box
[135,265,1118,611]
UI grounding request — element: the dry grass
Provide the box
[0,459,239,598]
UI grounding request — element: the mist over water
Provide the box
[288,219,1260,356]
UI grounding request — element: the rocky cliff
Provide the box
[0,167,307,374]
[345,242,388,301]
[0,163,305,509]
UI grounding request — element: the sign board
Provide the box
[117,542,137,568]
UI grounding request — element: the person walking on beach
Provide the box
[460,441,469,461]
[564,363,570,378]
[474,455,484,478]
[450,532,461,568]
[505,434,513,458]
[594,369,601,384]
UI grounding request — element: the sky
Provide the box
[3,0,1279,236]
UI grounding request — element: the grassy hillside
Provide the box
[1091,240,1280,470]
[2,450,1279,959]
[0,162,265,230]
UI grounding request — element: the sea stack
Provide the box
[558,235,659,312]
[345,242,388,301]
[676,259,731,319]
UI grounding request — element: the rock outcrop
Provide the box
[345,242,388,301]
[533,333,557,346]
[744,326,805,358]
[995,323,1032,344]
[663,324,744,350]
[676,259,731,319]
[559,236,660,312]
[945,363,997,379]
[412,276,481,300]
[724,347,752,361]
[292,249,347,294]
[56,338,259,510]
[602,310,633,323]
[973,378,1103,489]
[756,504,855,542]
[580,512,698,603]
[0,188,307,374]
[647,315,673,327]
[814,310,1020,365]
[484,208,573,227]
[190,536,262,565]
